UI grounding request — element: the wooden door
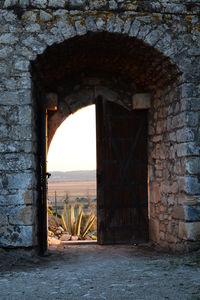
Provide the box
[96,100,148,244]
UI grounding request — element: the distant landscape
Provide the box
[48,170,96,182]
[48,170,96,206]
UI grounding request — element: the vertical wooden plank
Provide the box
[96,98,105,244]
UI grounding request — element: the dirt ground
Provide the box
[0,244,200,300]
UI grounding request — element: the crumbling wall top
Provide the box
[1,0,200,14]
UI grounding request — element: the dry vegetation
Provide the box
[48,180,96,200]
[48,178,97,244]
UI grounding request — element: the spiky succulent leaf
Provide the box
[82,214,96,238]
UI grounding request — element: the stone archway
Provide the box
[0,2,199,252]
[31,31,183,252]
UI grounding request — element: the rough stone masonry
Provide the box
[0,0,199,252]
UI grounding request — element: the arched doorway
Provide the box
[47,105,97,244]
[31,32,180,254]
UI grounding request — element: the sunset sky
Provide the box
[47,105,96,172]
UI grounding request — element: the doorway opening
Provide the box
[42,98,149,250]
[29,32,165,254]
[47,105,97,246]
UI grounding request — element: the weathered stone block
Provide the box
[9,205,34,225]
[176,143,187,157]
[176,128,195,143]
[0,140,32,154]
[178,176,200,195]
[184,206,200,222]
[49,0,66,7]
[60,23,76,40]
[149,218,160,243]
[31,0,47,8]
[18,105,32,125]
[0,33,18,44]
[171,182,178,194]
[89,0,106,9]
[159,231,165,240]
[109,0,117,10]
[39,10,52,22]
[19,0,31,8]
[160,182,170,194]
[0,190,33,206]
[75,20,87,36]
[172,206,184,220]
[14,59,30,71]
[0,153,33,171]
[0,209,8,226]
[132,93,152,110]
[7,173,32,190]
[0,225,33,247]
[178,221,187,240]
[9,125,32,140]
[186,158,200,175]
[22,10,37,22]
[69,0,86,8]
[0,46,13,59]
[150,182,160,204]
[0,91,20,105]
[3,0,18,8]
[178,222,200,241]
[185,112,199,127]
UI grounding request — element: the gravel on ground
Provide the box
[0,244,200,300]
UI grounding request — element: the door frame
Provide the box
[38,98,149,253]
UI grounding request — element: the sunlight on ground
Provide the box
[48,105,96,172]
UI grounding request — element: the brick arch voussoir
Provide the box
[31,13,175,70]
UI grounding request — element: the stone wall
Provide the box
[0,0,199,251]
[149,84,200,251]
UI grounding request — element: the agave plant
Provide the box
[48,206,60,227]
[81,213,96,238]
[61,203,96,239]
